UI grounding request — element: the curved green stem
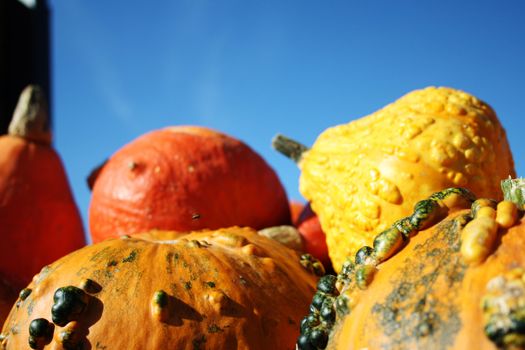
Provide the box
[271,134,310,164]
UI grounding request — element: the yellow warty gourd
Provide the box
[275,87,515,272]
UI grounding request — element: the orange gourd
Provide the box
[297,180,525,350]
[1,227,319,349]
[89,126,291,243]
[0,86,85,289]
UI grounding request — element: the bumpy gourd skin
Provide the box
[299,87,515,271]
[1,227,318,350]
[297,184,525,350]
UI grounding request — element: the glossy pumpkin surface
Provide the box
[0,86,85,289]
[1,227,318,349]
[89,126,291,243]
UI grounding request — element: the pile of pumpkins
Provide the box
[1,85,524,350]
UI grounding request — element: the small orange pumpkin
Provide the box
[297,181,525,350]
[88,126,291,243]
[0,86,85,289]
[1,227,318,349]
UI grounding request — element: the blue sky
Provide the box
[47,0,525,241]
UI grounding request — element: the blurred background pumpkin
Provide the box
[88,125,291,242]
[0,85,85,292]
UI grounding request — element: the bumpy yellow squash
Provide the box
[274,86,515,271]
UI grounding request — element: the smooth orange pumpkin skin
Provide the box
[0,135,85,289]
[2,227,318,349]
[330,209,525,350]
[89,126,291,243]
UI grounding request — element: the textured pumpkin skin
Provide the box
[299,87,515,271]
[89,126,291,243]
[0,135,85,289]
[1,227,318,349]
[329,209,525,350]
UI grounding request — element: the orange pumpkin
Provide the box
[88,126,291,243]
[297,181,525,350]
[0,85,85,289]
[1,227,318,349]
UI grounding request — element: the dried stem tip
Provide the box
[8,85,52,145]
[501,178,525,210]
[271,134,309,164]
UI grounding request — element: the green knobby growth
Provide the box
[51,286,90,327]
[28,318,54,349]
[300,253,326,277]
[296,187,478,350]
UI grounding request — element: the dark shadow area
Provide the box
[164,295,203,326]
[69,296,104,350]
[0,0,50,134]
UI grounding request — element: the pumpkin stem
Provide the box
[272,134,309,164]
[258,225,304,251]
[8,85,52,145]
[501,178,525,210]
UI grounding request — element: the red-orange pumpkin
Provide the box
[89,126,291,243]
[0,86,85,289]
[1,227,318,349]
